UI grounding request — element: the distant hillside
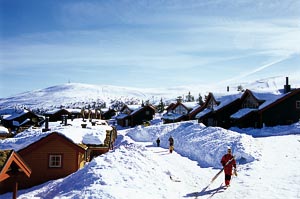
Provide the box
[0,76,299,111]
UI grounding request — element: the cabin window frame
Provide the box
[48,154,63,168]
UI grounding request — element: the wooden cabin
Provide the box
[101,108,117,120]
[231,88,300,128]
[0,109,43,132]
[162,100,197,124]
[0,132,86,194]
[116,104,156,127]
[44,109,70,122]
[194,92,241,129]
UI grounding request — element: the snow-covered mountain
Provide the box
[0,75,299,111]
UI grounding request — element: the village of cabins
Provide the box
[1,77,300,197]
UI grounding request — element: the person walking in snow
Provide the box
[168,135,174,153]
[220,147,237,187]
[156,137,160,147]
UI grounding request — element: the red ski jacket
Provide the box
[221,154,236,175]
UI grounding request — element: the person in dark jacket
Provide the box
[156,137,160,147]
[168,136,174,153]
[220,148,237,186]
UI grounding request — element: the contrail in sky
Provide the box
[221,55,291,84]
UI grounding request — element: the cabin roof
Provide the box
[0,150,31,182]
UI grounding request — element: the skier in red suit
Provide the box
[221,148,236,186]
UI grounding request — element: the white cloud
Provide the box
[1,0,300,96]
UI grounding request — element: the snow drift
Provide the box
[126,121,258,168]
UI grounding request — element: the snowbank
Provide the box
[126,121,258,168]
[230,122,300,137]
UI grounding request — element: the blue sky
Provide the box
[1,0,300,97]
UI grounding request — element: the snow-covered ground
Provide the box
[1,120,300,199]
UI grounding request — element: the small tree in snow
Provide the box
[198,93,204,105]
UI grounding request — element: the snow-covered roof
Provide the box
[127,105,141,110]
[181,102,198,109]
[231,108,256,119]
[195,108,212,119]
[161,113,183,120]
[0,126,9,134]
[0,119,113,151]
[193,93,241,119]
[189,104,201,114]
[1,109,29,120]
[45,109,68,114]
[130,106,144,115]
[116,113,129,119]
[230,90,292,119]
[66,109,82,114]
[250,90,287,110]
[213,93,242,111]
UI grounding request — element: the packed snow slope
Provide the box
[1,121,300,199]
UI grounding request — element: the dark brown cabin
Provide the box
[116,105,156,127]
[44,109,70,122]
[231,88,300,128]
[195,92,241,129]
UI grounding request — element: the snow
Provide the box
[0,126,9,134]
[1,119,300,199]
[0,119,113,151]
[0,108,28,120]
[231,108,256,119]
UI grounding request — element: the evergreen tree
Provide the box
[157,98,165,113]
[237,85,244,92]
[186,91,194,102]
[198,93,204,105]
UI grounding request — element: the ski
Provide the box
[197,156,235,199]
[169,175,181,182]
[210,156,235,184]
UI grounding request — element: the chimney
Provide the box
[42,117,50,132]
[284,76,291,93]
[64,115,68,126]
[176,96,182,103]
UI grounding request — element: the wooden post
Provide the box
[13,181,18,199]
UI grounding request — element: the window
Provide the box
[242,96,259,108]
[296,101,300,109]
[174,105,187,115]
[207,99,217,110]
[49,154,62,168]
